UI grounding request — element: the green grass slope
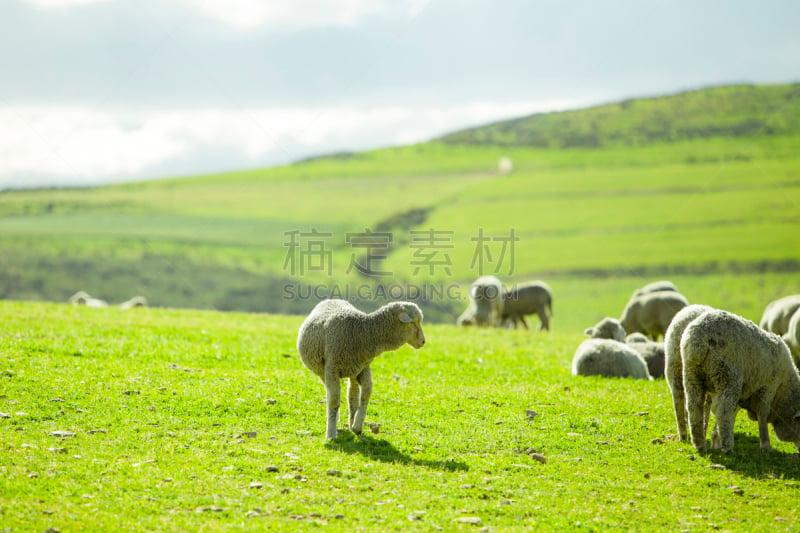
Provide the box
[1,84,799,326]
[439,83,800,147]
[2,301,800,531]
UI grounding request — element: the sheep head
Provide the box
[391,302,425,349]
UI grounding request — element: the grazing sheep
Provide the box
[620,291,688,340]
[119,296,148,310]
[297,299,425,440]
[501,281,552,331]
[632,280,678,298]
[625,337,665,379]
[458,275,504,327]
[584,317,626,341]
[68,291,108,308]
[582,321,664,378]
[759,294,800,336]
[782,308,800,365]
[681,309,800,453]
[572,339,652,380]
[664,304,714,442]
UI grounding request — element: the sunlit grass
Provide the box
[2,301,800,531]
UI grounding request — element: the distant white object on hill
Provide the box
[497,156,513,175]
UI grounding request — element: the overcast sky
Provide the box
[1,0,797,189]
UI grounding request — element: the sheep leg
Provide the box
[706,395,719,448]
[537,305,549,331]
[684,372,708,452]
[670,386,688,441]
[518,315,529,330]
[713,389,740,454]
[350,366,372,436]
[324,372,341,440]
[347,377,360,429]
[752,397,774,453]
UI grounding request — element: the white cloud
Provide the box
[20,0,431,28]
[0,99,584,189]
[23,0,110,9]
[171,0,431,30]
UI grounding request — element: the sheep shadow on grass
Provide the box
[326,432,468,472]
[701,433,800,481]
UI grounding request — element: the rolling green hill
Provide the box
[439,83,800,147]
[1,83,799,326]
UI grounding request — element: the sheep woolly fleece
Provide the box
[572,339,652,380]
[681,309,800,453]
[620,291,688,340]
[296,299,425,440]
[783,309,800,363]
[584,317,626,341]
[760,294,800,336]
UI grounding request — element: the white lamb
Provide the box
[457,275,504,327]
[681,309,800,453]
[571,339,652,380]
[296,299,425,440]
[759,294,800,336]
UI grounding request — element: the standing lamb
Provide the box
[681,309,800,453]
[759,294,800,336]
[297,299,425,440]
[572,339,652,380]
[457,275,504,327]
[782,308,800,365]
[620,291,688,340]
[501,281,552,331]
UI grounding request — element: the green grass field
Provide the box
[3,301,800,531]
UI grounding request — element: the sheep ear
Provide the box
[398,312,413,323]
[584,327,593,336]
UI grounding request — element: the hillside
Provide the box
[439,83,800,147]
[1,84,799,325]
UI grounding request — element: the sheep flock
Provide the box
[297,279,800,456]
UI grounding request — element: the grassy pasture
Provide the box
[2,301,800,531]
[1,134,799,325]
